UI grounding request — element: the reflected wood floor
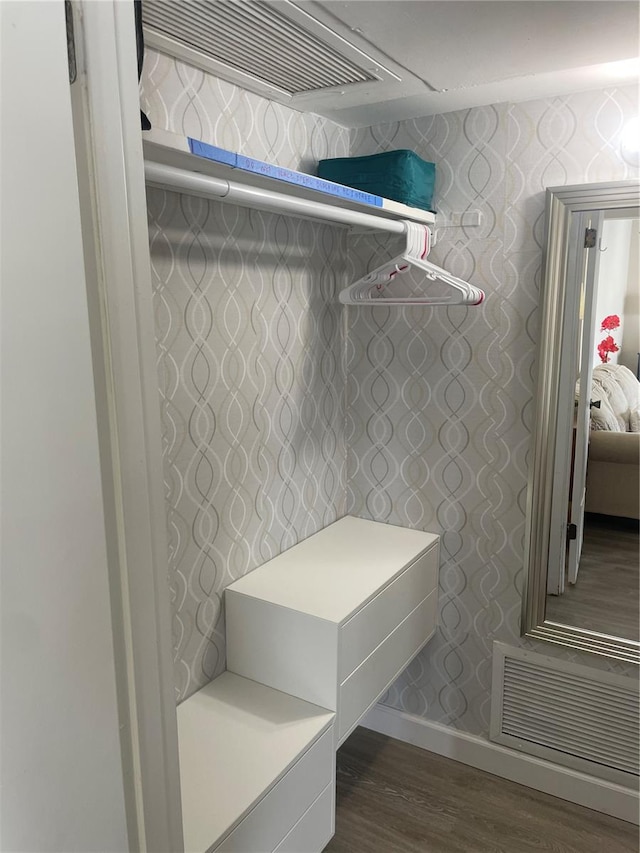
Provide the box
[545,513,639,640]
[325,728,638,853]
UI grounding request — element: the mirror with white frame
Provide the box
[523,180,640,664]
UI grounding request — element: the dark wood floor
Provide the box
[325,728,638,853]
[545,514,639,640]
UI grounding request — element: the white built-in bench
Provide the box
[177,673,334,853]
[177,516,440,853]
[226,516,440,746]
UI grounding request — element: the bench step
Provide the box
[177,672,334,853]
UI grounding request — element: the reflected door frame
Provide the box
[568,211,603,586]
[545,210,603,595]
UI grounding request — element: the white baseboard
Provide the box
[362,704,639,825]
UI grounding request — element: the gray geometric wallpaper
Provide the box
[142,53,350,701]
[142,50,639,726]
[347,86,640,735]
[147,190,347,701]
[141,48,350,171]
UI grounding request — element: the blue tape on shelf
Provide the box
[188,138,237,167]
[186,137,384,209]
[236,155,383,207]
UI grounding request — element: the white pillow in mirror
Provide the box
[591,364,640,431]
[590,394,624,431]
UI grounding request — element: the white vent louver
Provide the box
[142,0,382,97]
[491,643,639,786]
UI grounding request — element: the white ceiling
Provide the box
[298,0,640,125]
[143,0,640,127]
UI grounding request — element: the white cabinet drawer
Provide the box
[178,673,334,853]
[339,544,438,681]
[338,589,438,745]
[273,783,334,853]
[186,521,441,853]
[213,728,334,853]
[225,518,439,749]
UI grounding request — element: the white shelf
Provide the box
[177,672,334,853]
[226,516,438,623]
[142,128,435,228]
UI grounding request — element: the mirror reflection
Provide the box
[545,213,640,641]
[523,180,640,662]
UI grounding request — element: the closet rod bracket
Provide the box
[432,210,482,245]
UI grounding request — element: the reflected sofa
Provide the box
[585,363,640,520]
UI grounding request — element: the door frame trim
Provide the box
[71,3,183,849]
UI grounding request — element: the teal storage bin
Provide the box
[318,150,436,212]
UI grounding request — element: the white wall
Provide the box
[0,3,129,850]
[620,222,640,374]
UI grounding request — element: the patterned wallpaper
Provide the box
[347,86,640,735]
[141,48,350,171]
[143,54,350,701]
[148,191,347,700]
[142,48,639,722]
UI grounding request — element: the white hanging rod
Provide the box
[144,161,407,235]
[145,161,484,307]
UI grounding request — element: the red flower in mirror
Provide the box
[597,316,621,363]
[597,335,620,363]
[600,314,621,332]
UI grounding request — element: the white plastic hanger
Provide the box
[339,221,485,306]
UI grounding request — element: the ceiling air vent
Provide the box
[142,0,400,106]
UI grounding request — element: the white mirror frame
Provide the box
[522,179,640,665]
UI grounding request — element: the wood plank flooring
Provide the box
[325,727,638,853]
[545,513,639,640]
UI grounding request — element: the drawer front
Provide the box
[338,590,438,745]
[213,727,334,853]
[273,783,335,853]
[339,544,438,682]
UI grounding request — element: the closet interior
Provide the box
[140,65,456,851]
